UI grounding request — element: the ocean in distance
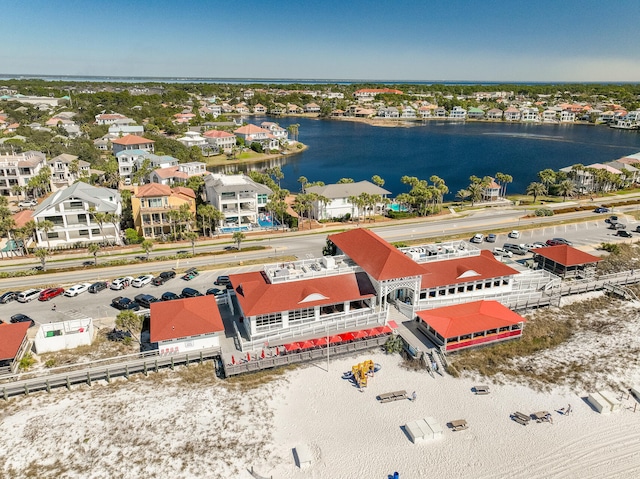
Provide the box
[218,117,640,198]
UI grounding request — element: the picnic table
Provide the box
[511,411,531,426]
[474,385,490,395]
[533,411,551,423]
[377,390,407,403]
[450,419,468,431]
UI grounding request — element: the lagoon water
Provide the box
[220,117,640,197]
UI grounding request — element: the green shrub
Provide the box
[383,335,404,354]
[19,353,35,371]
[534,208,554,216]
[124,228,142,244]
[600,242,621,254]
[44,358,56,368]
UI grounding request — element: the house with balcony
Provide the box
[481,177,501,201]
[48,153,91,191]
[131,183,196,239]
[203,129,236,153]
[543,109,558,123]
[234,124,279,151]
[111,134,154,155]
[449,106,467,120]
[32,181,122,248]
[115,150,179,183]
[304,103,321,113]
[377,107,399,118]
[305,180,391,221]
[149,162,207,186]
[467,107,485,119]
[521,108,540,122]
[176,131,207,148]
[203,173,272,228]
[108,124,144,136]
[504,107,521,121]
[486,108,503,120]
[94,113,131,125]
[260,122,289,143]
[560,110,576,123]
[400,106,417,119]
[0,151,47,198]
[253,104,267,114]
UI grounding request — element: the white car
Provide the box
[508,230,521,239]
[470,233,484,243]
[493,247,513,258]
[18,199,37,208]
[132,274,154,288]
[110,276,135,290]
[64,282,91,297]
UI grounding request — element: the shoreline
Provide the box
[203,143,308,168]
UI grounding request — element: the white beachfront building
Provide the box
[305,180,391,221]
[203,173,272,227]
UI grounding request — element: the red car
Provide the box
[39,287,65,301]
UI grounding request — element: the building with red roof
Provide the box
[354,88,404,101]
[532,245,602,279]
[0,322,31,372]
[234,124,279,150]
[111,134,154,155]
[203,129,236,153]
[131,184,196,239]
[416,300,526,352]
[150,296,225,354]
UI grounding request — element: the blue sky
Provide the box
[1,0,639,81]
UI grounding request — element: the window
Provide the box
[256,312,282,332]
[147,198,163,208]
[46,232,59,239]
[289,307,315,325]
[91,229,100,235]
[79,230,89,237]
[69,201,83,209]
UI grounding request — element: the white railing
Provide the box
[265,255,357,284]
[400,241,481,263]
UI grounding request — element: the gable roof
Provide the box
[150,296,224,343]
[532,245,602,267]
[328,229,425,281]
[203,130,235,138]
[234,124,269,135]
[33,181,120,215]
[229,271,376,317]
[111,134,154,145]
[0,322,30,361]
[136,183,172,198]
[416,300,526,339]
[306,180,391,198]
[12,209,33,228]
[419,250,519,288]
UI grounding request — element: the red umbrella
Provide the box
[362,328,377,337]
[380,325,393,334]
[261,349,265,359]
[298,340,315,350]
[340,332,355,342]
[275,346,280,356]
[328,335,343,344]
[231,355,235,365]
[246,352,251,362]
[312,337,328,347]
[352,330,369,340]
[284,342,300,352]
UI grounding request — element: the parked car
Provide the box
[88,281,108,294]
[492,247,513,258]
[605,215,618,224]
[39,287,65,301]
[111,296,140,311]
[110,277,134,290]
[470,233,484,243]
[181,287,203,298]
[64,283,91,297]
[485,234,497,243]
[18,199,37,208]
[546,238,572,246]
[206,288,225,296]
[17,289,42,303]
[134,294,158,309]
[594,207,609,213]
[10,313,35,326]
[522,242,546,252]
[151,276,166,286]
[176,250,189,255]
[0,291,19,304]
[608,222,626,230]
[161,291,180,301]
[132,274,154,288]
[635,225,640,233]
[617,230,633,238]
[214,275,231,286]
[182,268,199,281]
[508,230,521,239]
[152,271,176,286]
[502,243,528,256]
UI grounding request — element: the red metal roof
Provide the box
[416,300,526,340]
[328,229,426,281]
[229,271,376,317]
[0,322,29,361]
[420,250,519,289]
[111,134,154,145]
[532,245,602,267]
[150,296,224,343]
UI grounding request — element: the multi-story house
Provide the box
[305,180,391,221]
[400,106,417,119]
[253,104,267,114]
[481,177,501,202]
[108,124,144,136]
[486,108,503,120]
[377,107,399,118]
[131,184,196,239]
[203,129,236,153]
[95,113,131,125]
[521,108,540,122]
[149,162,207,186]
[449,106,467,120]
[203,173,272,228]
[260,122,289,143]
[176,131,207,148]
[111,134,155,155]
[0,151,47,198]
[48,154,91,191]
[560,110,576,123]
[116,150,178,183]
[304,103,321,113]
[543,110,558,123]
[234,124,279,151]
[32,182,122,248]
[504,107,521,121]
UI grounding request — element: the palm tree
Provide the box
[297,176,308,193]
[140,239,154,260]
[36,219,55,250]
[232,231,246,251]
[11,184,23,201]
[556,179,575,201]
[105,212,121,245]
[89,208,108,245]
[371,175,385,188]
[88,243,100,265]
[537,169,556,190]
[526,182,547,203]
[467,183,484,206]
[182,231,198,255]
[455,189,470,205]
[34,247,50,270]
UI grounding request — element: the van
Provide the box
[17,289,42,303]
[503,243,528,256]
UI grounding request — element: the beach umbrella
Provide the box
[247,352,251,362]
[328,335,343,344]
[312,337,328,347]
[352,330,369,340]
[298,340,315,350]
[340,332,355,342]
[261,349,265,359]
[362,328,378,337]
[275,347,280,356]
[380,325,393,334]
[284,342,300,352]
[231,355,235,365]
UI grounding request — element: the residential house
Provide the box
[253,104,267,114]
[115,150,178,183]
[176,131,207,148]
[434,107,447,118]
[0,151,47,198]
[95,113,131,125]
[234,103,250,114]
[482,177,501,201]
[173,112,196,124]
[203,129,236,153]
[378,107,399,118]
[543,109,558,123]
[32,181,122,247]
[305,180,391,221]
[287,104,302,114]
[521,108,540,122]
[449,106,467,120]
[203,173,272,227]
[0,322,31,375]
[466,107,485,119]
[400,106,417,119]
[111,134,154,155]
[108,124,144,136]
[260,122,289,143]
[486,108,503,120]
[304,103,321,113]
[560,110,576,123]
[48,153,91,191]
[354,88,403,101]
[504,107,521,121]
[150,296,225,355]
[234,124,279,151]
[149,162,207,186]
[131,183,196,238]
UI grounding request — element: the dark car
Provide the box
[605,215,619,224]
[152,271,177,286]
[617,230,632,238]
[151,276,167,286]
[546,238,573,246]
[635,225,640,233]
[223,245,238,251]
[111,296,140,311]
[82,260,95,266]
[134,255,149,261]
[0,291,18,304]
[88,281,108,293]
[182,268,199,281]
[594,207,609,213]
[161,291,180,301]
[214,275,231,286]
[181,287,203,298]
[608,222,626,230]
[39,287,65,301]
[176,250,189,255]
[134,294,158,309]
[206,288,225,296]
[10,313,35,326]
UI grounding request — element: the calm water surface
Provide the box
[219,117,640,197]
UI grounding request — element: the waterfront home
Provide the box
[543,109,558,122]
[287,104,302,114]
[531,245,601,279]
[400,106,417,119]
[32,181,122,248]
[481,177,501,201]
[597,110,616,123]
[234,124,279,151]
[203,129,236,153]
[467,107,485,119]
[149,162,207,186]
[48,154,91,191]
[235,103,250,114]
[0,150,47,198]
[111,134,154,155]
[560,110,576,123]
[260,122,289,143]
[378,107,399,118]
[203,173,272,228]
[434,107,447,118]
[131,183,196,239]
[418,105,433,118]
[486,108,503,120]
[304,103,321,113]
[150,296,225,355]
[269,104,285,115]
[449,106,467,120]
[305,180,391,221]
[521,108,540,122]
[354,88,403,101]
[504,107,521,121]
[253,104,267,114]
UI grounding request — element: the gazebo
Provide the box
[531,245,602,279]
[416,300,526,352]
